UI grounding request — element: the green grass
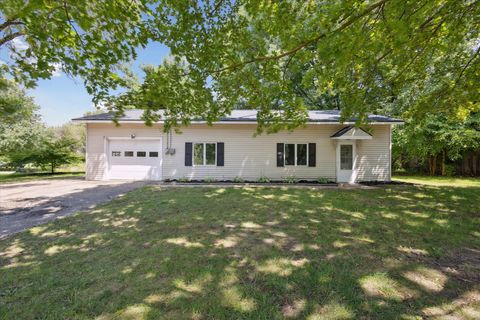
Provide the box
[1,179,479,319]
[0,171,84,184]
[393,174,480,187]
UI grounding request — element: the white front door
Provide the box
[336,142,355,183]
[107,139,162,180]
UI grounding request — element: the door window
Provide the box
[340,145,353,170]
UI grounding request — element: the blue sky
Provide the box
[22,42,170,126]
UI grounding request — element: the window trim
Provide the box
[284,143,309,166]
[193,142,217,166]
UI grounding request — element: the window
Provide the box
[194,143,204,165]
[125,151,134,157]
[340,145,353,170]
[206,143,216,165]
[285,144,295,165]
[193,143,216,165]
[112,151,121,157]
[137,151,146,157]
[284,143,308,166]
[297,144,307,165]
[149,152,159,157]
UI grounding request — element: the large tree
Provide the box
[0,75,47,161]
[0,1,151,100]
[2,1,479,130]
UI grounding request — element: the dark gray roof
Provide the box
[330,126,372,137]
[73,109,403,123]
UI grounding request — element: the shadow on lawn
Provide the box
[1,185,479,319]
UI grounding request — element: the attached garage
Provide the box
[106,138,162,180]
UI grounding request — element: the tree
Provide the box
[393,112,480,175]
[0,73,38,124]
[2,1,479,130]
[108,0,480,132]
[55,122,86,155]
[17,137,79,174]
[0,75,48,163]
[0,1,151,101]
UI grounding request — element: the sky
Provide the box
[3,41,170,126]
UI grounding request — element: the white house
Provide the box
[72,110,403,183]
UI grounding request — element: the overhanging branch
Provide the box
[211,0,389,74]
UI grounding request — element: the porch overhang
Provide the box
[330,126,372,140]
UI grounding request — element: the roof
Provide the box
[330,126,372,140]
[72,109,403,124]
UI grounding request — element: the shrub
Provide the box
[204,176,216,183]
[177,176,191,182]
[233,176,244,183]
[283,175,298,184]
[317,177,331,184]
[257,176,270,183]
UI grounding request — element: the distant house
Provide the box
[73,110,403,183]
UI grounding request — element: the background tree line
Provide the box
[0,75,85,173]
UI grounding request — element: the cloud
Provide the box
[50,62,63,77]
[11,38,29,51]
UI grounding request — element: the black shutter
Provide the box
[217,142,224,166]
[185,142,192,166]
[308,143,316,167]
[277,143,284,167]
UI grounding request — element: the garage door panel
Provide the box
[107,139,162,180]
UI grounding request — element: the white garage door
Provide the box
[107,139,162,180]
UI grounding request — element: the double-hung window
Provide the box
[284,143,308,166]
[193,143,216,166]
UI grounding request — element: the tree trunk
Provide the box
[429,155,437,175]
[441,150,446,176]
[51,163,54,174]
[472,153,477,176]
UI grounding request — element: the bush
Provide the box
[204,176,216,183]
[283,175,298,184]
[257,176,270,183]
[177,176,191,182]
[444,164,455,176]
[233,176,244,183]
[317,177,331,184]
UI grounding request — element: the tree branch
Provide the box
[0,31,24,47]
[0,19,24,31]
[455,45,480,84]
[63,0,84,47]
[211,0,389,73]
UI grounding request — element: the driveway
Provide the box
[0,178,148,239]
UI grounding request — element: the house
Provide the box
[72,110,403,183]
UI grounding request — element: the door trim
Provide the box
[336,141,357,183]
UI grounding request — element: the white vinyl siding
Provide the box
[85,123,391,182]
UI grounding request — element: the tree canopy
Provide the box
[393,111,480,175]
[1,0,479,131]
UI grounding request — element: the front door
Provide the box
[336,142,355,183]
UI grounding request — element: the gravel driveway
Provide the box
[0,178,147,239]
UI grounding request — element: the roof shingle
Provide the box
[73,109,403,123]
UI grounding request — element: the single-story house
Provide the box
[72,110,403,183]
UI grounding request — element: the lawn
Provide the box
[1,179,479,319]
[0,171,84,184]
